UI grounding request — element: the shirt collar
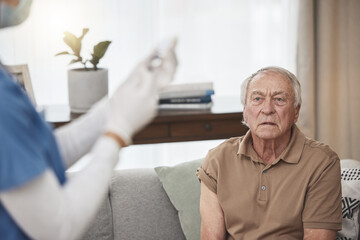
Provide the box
[277,125,305,164]
[237,124,306,165]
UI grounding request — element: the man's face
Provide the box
[243,71,300,141]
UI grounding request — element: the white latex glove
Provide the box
[105,59,157,145]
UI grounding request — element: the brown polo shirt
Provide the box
[197,125,342,239]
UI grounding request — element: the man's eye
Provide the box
[274,97,286,105]
[251,97,263,105]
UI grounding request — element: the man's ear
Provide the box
[294,105,300,123]
[243,105,248,123]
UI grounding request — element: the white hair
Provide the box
[240,66,302,107]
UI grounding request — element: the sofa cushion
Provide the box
[79,196,113,240]
[155,159,203,240]
[110,168,186,240]
[336,159,360,240]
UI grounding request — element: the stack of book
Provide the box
[158,82,214,110]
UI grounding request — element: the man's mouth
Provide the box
[260,122,277,126]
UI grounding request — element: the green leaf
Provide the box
[79,28,89,40]
[55,51,71,56]
[90,54,99,69]
[89,41,111,70]
[63,32,82,57]
[69,59,81,65]
[92,41,111,59]
[63,32,77,48]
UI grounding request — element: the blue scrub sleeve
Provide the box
[0,67,65,191]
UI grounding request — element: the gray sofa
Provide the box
[78,169,186,240]
[75,159,360,240]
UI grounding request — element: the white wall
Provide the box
[0,0,299,169]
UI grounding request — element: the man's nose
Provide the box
[261,98,275,114]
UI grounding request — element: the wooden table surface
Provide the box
[45,96,248,144]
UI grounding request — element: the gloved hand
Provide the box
[105,40,178,145]
[150,37,178,90]
[105,59,157,145]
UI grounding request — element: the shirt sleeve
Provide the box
[196,147,220,194]
[302,156,343,230]
[54,97,108,169]
[0,73,48,191]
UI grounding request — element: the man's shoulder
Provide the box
[303,137,339,160]
[211,136,244,152]
[202,136,244,175]
[204,136,244,162]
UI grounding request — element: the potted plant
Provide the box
[56,28,111,113]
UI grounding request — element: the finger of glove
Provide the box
[153,52,178,90]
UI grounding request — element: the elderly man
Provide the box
[197,66,342,239]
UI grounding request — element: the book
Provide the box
[160,82,213,92]
[158,102,213,110]
[160,89,214,99]
[159,82,214,99]
[159,95,212,104]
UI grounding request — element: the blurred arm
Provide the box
[54,98,108,169]
[0,135,120,240]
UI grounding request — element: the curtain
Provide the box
[297,0,360,160]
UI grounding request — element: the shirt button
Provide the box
[261,185,266,191]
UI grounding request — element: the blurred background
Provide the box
[0,0,299,170]
[8,0,359,170]
[0,0,298,105]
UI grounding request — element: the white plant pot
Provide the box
[68,68,108,113]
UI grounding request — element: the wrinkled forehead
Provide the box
[248,70,295,96]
